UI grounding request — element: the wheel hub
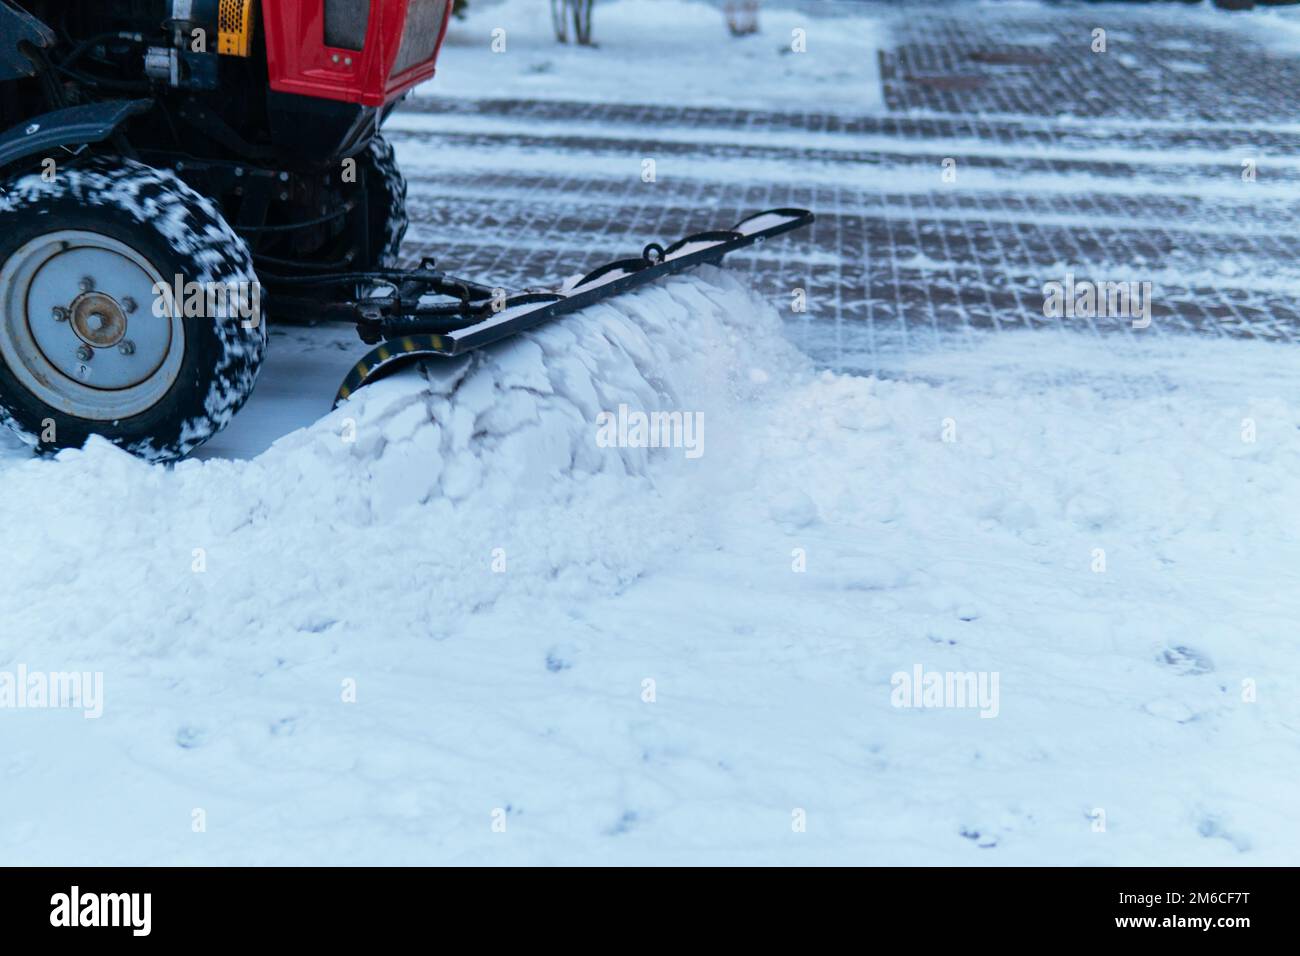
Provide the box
[0,230,186,421]
[69,292,129,349]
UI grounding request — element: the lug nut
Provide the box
[121,296,137,314]
[79,276,95,293]
[76,345,93,362]
[51,306,68,322]
[119,340,136,356]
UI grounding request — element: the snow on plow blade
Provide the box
[334,208,814,404]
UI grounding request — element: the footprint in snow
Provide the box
[1158,645,1213,676]
[175,726,206,749]
[960,826,998,849]
[606,810,638,836]
[1197,816,1251,853]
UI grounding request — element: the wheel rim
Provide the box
[0,230,185,422]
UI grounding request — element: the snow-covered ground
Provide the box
[2,1,1299,865]
[427,0,885,111]
[2,267,1299,864]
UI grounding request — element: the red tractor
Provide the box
[0,1,810,461]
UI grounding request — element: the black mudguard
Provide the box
[0,100,152,174]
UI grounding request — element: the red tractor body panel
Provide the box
[262,0,452,108]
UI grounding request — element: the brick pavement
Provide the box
[388,3,1300,373]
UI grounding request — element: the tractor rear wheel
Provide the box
[0,158,267,462]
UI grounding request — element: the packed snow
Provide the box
[1,266,1298,864]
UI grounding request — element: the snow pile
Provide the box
[3,267,1300,864]
[331,266,797,518]
[0,267,799,648]
[428,0,884,112]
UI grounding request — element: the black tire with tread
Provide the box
[0,157,267,462]
[358,133,409,270]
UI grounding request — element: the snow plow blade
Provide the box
[333,208,814,405]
